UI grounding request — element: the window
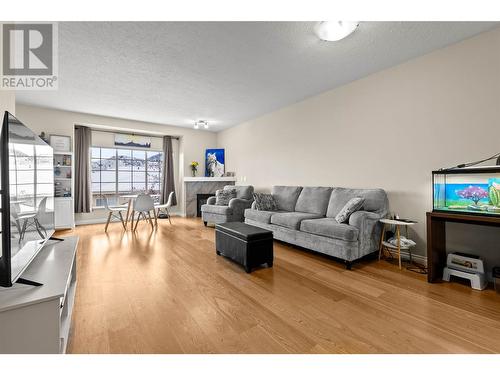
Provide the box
[9,143,54,211]
[91,147,163,207]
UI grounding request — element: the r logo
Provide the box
[2,23,53,76]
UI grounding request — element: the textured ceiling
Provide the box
[16,22,498,131]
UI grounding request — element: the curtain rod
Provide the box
[76,126,180,140]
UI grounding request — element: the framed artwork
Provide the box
[114,133,151,148]
[49,134,71,152]
[205,148,225,177]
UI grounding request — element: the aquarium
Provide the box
[433,166,500,216]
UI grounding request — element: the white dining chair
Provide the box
[10,203,24,242]
[12,197,49,242]
[131,193,156,231]
[154,191,174,225]
[102,195,128,232]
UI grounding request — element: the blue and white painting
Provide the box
[205,148,225,177]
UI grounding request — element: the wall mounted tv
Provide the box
[0,111,55,287]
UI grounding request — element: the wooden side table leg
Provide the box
[378,224,386,261]
[396,225,401,270]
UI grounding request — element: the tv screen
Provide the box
[0,112,55,287]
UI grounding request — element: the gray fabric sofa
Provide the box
[201,185,254,225]
[244,186,388,269]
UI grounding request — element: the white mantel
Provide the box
[183,177,236,182]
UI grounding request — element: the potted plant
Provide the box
[190,161,199,177]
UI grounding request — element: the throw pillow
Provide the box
[335,197,365,223]
[253,193,278,211]
[215,189,236,206]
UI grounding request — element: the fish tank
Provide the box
[433,166,500,216]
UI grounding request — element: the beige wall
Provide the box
[16,104,217,222]
[217,27,500,264]
[0,91,15,115]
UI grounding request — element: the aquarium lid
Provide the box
[432,165,500,174]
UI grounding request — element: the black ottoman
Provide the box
[215,222,273,273]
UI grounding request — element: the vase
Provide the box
[191,169,197,177]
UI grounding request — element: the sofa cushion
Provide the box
[335,197,365,223]
[326,187,388,218]
[216,189,236,206]
[253,193,278,211]
[225,185,253,200]
[300,218,359,242]
[294,187,333,215]
[271,186,303,211]
[244,208,275,224]
[270,211,322,230]
[201,204,233,215]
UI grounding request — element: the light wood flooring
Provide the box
[61,217,500,353]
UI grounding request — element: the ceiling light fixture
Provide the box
[194,120,208,130]
[314,21,359,42]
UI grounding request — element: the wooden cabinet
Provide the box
[426,211,500,282]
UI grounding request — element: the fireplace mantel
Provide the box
[183,177,236,182]
[183,177,236,217]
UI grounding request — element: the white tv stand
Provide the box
[0,236,78,354]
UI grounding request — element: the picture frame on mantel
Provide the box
[49,134,71,152]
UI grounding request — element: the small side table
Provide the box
[378,218,416,270]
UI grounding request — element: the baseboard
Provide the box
[75,214,181,226]
[75,217,110,226]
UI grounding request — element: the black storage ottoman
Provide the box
[215,222,274,273]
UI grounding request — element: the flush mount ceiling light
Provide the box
[314,21,359,42]
[194,120,208,129]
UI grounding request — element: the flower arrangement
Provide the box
[190,161,199,177]
[456,185,488,206]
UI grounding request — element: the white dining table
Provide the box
[119,194,138,229]
[120,194,160,229]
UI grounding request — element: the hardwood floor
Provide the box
[61,217,500,354]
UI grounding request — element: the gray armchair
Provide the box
[201,185,254,225]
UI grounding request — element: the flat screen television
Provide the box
[0,111,55,287]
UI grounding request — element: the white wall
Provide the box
[217,27,500,267]
[15,104,217,223]
[0,91,15,115]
